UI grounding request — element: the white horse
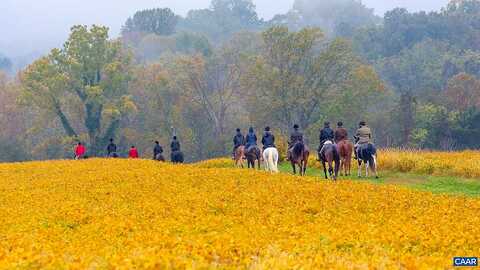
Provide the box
[263,147,279,173]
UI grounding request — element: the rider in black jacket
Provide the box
[153,141,164,160]
[261,127,275,150]
[319,122,335,146]
[232,128,245,159]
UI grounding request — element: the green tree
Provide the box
[21,25,135,155]
[171,44,246,157]
[244,26,384,136]
[122,8,179,36]
[272,0,380,36]
[179,0,263,42]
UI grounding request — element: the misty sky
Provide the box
[0,0,449,57]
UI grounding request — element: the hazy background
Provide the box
[1,0,449,58]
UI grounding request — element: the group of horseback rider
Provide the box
[75,136,184,162]
[233,126,276,157]
[232,121,372,160]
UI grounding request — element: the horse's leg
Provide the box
[328,160,334,179]
[341,158,345,176]
[303,159,307,176]
[333,159,339,181]
[291,161,296,175]
[347,157,351,176]
[322,161,328,180]
[366,160,369,177]
[372,155,378,179]
[357,160,362,178]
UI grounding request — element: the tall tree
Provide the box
[171,43,246,157]
[244,26,383,134]
[179,0,263,42]
[21,25,135,155]
[122,8,179,36]
[271,0,380,35]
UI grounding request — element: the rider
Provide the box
[334,121,348,143]
[244,127,257,151]
[153,141,163,160]
[232,128,245,159]
[354,121,372,159]
[171,136,181,153]
[319,122,334,145]
[74,142,86,160]
[261,126,276,150]
[107,138,118,157]
[290,124,304,145]
[318,122,335,159]
[287,124,303,160]
[129,146,139,159]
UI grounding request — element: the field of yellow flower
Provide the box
[378,149,480,179]
[300,149,480,179]
[0,158,479,269]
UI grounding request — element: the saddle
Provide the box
[356,143,376,160]
[318,141,339,161]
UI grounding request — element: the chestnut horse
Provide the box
[234,146,245,168]
[288,142,309,176]
[337,140,353,176]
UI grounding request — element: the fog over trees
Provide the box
[1,0,478,162]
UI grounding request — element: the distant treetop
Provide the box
[122,8,179,36]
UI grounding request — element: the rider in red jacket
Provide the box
[74,142,86,159]
[128,146,139,159]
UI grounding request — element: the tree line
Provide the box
[0,0,479,162]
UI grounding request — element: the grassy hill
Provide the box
[0,158,479,268]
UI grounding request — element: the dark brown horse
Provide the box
[337,139,353,176]
[245,146,261,169]
[234,146,245,168]
[319,142,340,180]
[288,142,309,176]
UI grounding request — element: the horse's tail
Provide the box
[368,143,377,156]
[338,140,353,159]
[293,142,304,157]
[265,148,279,173]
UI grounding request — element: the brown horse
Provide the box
[319,142,340,180]
[288,142,309,176]
[246,146,262,170]
[337,140,353,176]
[234,146,245,168]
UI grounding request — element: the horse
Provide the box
[356,143,378,178]
[171,151,184,164]
[155,153,165,162]
[263,147,279,173]
[318,141,340,180]
[234,145,246,168]
[245,146,262,169]
[337,139,353,176]
[288,142,309,176]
